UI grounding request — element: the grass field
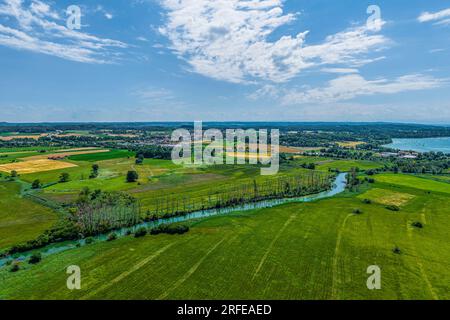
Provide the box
[375,174,450,195]
[68,150,135,162]
[1,175,449,300]
[0,182,57,251]
[316,160,384,172]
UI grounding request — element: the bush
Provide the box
[84,237,95,244]
[107,233,118,241]
[28,252,42,264]
[362,199,372,204]
[150,224,190,235]
[31,179,42,189]
[126,170,139,183]
[353,209,363,215]
[59,172,70,183]
[134,227,147,238]
[135,157,144,165]
[412,221,424,229]
[9,263,20,272]
[386,205,400,212]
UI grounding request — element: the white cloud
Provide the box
[418,8,450,24]
[429,48,445,54]
[133,87,175,101]
[281,74,446,105]
[158,0,389,84]
[321,68,359,74]
[0,0,126,63]
[247,84,280,100]
[136,36,148,42]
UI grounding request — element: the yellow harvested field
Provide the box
[227,152,271,160]
[337,141,366,148]
[0,134,47,141]
[55,133,83,137]
[358,188,415,206]
[106,134,138,138]
[0,159,77,174]
[25,149,110,161]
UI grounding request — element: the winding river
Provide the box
[0,173,348,267]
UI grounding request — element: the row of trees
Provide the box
[72,189,141,236]
[144,172,332,219]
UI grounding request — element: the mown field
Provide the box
[1,173,449,300]
[0,181,57,251]
[316,159,384,172]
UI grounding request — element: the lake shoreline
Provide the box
[383,137,450,153]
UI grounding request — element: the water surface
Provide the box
[383,137,450,153]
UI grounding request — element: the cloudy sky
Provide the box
[0,0,449,123]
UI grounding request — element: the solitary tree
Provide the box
[90,164,99,179]
[59,172,70,183]
[126,170,139,183]
[135,155,144,165]
[31,179,42,189]
[10,170,18,178]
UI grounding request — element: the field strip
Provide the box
[252,214,296,280]
[406,219,439,300]
[157,237,228,300]
[331,214,353,300]
[25,149,110,161]
[0,151,35,156]
[81,242,177,299]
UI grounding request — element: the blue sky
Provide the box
[0,0,449,123]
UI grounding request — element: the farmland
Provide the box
[0,182,57,251]
[0,174,449,300]
[0,149,111,174]
[0,122,449,301]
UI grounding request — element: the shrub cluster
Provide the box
[107,233,118,241]
[412,221,424,229]
[150,224,189,235]
[28,252,42,264]
[134,227,147,238]
[385,205,400,212]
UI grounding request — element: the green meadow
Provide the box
[67,150,135,162]
[0,143,449,300]
[0,173,449,300]
[0,182,57,251]
[375,174,450,194]
[316,159,384,172]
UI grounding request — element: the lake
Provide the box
[383,137,450,153]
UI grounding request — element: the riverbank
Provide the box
[0,173,347,267]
